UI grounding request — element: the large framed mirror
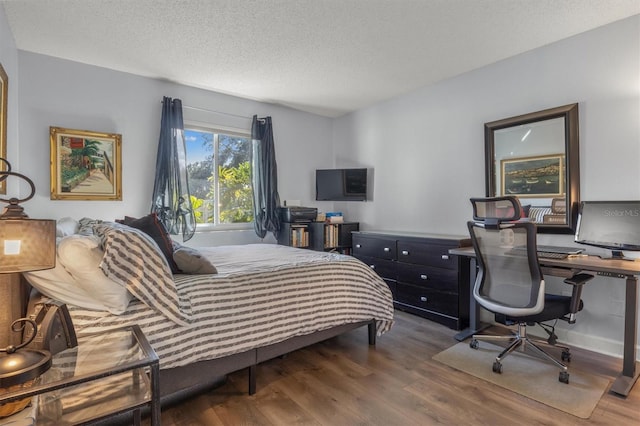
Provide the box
[484,103,580,234]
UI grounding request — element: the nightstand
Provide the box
[0,325,159,425]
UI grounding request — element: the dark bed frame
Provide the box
[159,320,376,403]
[19,278,377,407]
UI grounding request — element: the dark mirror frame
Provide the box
[484,103,580,234]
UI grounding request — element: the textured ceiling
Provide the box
[2,0,639,117]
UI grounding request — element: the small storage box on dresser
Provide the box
[352,231,471,330]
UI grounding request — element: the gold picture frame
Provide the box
[0,63,8,194]
[500,154,564,198]
[50,127,122,200]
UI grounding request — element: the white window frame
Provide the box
[184,121,253,232]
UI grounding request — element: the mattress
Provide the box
[64,244,394,370]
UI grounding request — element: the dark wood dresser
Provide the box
[352,231,471,330]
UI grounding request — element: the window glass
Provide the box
[185,127,253,228]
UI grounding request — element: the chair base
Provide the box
[470,323,571,384]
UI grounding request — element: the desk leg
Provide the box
[454,258,490,341]
[610,275,640,397]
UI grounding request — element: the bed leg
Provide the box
[368,321,376,346]
[248,364,257,395]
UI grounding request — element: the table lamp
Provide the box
[0,157,55,417]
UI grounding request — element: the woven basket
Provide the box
[0,381,34,418]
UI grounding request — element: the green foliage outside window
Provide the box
[185,129,253,225]
[189,195,210,223]
[214,161,253,223]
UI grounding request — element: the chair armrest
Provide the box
[562,273,594,321]
[563,273,594,286]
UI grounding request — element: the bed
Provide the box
[21,216,395,404]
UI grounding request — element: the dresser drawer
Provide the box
[352,231,470,330]
[352,235,397,260]
[396,264,458,292]
[395,284,459,317]
[397,241,458,269]
[354,254,396,280]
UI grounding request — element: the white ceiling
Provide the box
[2,0,639,117]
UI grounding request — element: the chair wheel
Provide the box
[469,339,479,350]
[561,350,571,362]
[559,371,569,384]
[492,361,503,374]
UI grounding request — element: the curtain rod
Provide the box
[160,101,264,121]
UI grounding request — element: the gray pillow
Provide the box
[78,217,102,235]
[173,247,218,274]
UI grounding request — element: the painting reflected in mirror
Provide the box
[484,104,580,234]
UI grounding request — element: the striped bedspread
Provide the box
[67,244,394,370]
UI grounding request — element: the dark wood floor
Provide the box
[146,311,640,425]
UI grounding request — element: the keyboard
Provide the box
[537,250,569,259]
[536,245,584,255]
[508,245,583,259]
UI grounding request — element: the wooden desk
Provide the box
[449,246,640,397]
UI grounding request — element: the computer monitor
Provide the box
[574,200,640,260]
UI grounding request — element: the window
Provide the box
[184,126,253,228]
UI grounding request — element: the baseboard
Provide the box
[479,311,637,361]
[551,326,634,360]
[526,322,638,361]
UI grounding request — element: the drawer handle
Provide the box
[401,250,409,256]
[420,296,428,302]
[441,254,450,260]
[369,264,376,269]
[383,247,390,252]
[356,244,361,248]
[420,274,428,280]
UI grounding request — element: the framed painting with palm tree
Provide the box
[50,126,122,200]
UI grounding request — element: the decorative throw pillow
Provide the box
[173,246,218,274]
[93,222,188,326]
[117,213,180,274]
[57,235,132,314]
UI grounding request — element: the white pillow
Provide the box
[56,217,79,238]
[58,235,132,314]
[23,261,107,312]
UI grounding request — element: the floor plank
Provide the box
[144,311,640,425]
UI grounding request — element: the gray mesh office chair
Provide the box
[467,196,592,384]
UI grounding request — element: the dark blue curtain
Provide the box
[251,115,280,239]
[151,97,195,242]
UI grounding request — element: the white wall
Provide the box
[2,5,335,245]
[11,52,333,246]
[3,5,640,359]
[333,15,640,358]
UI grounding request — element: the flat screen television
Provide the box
[574,200,640,259]
[315,168,367,201]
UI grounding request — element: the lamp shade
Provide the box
[0,219,56,273]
